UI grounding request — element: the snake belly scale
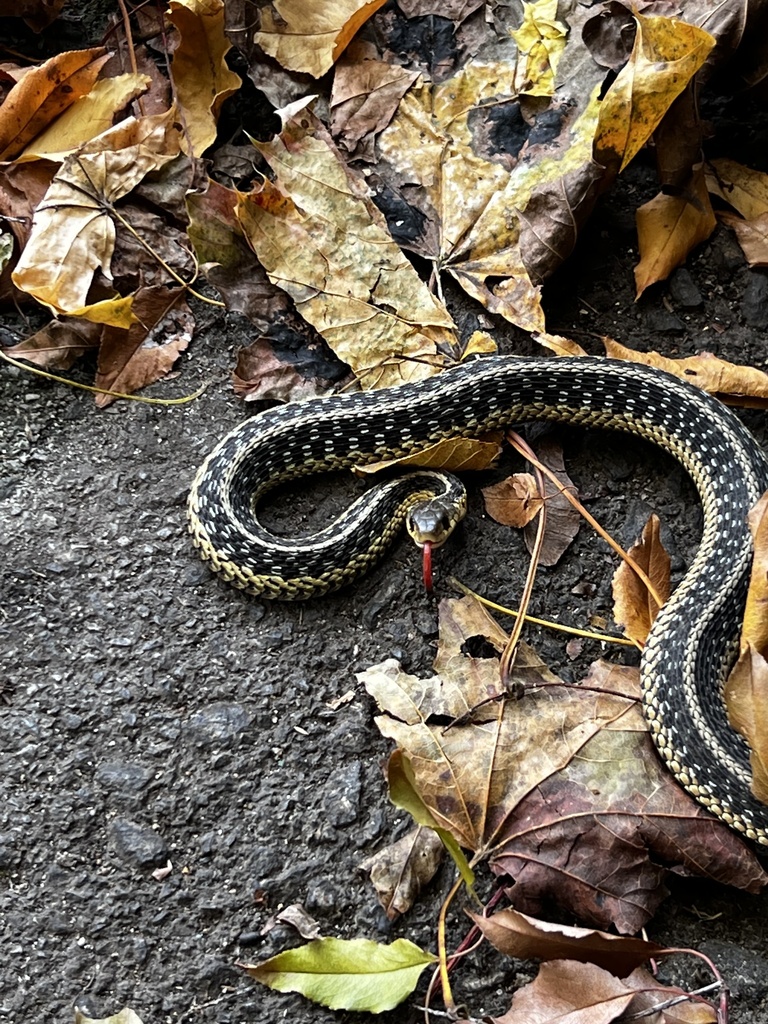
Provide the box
[188,355,768,844]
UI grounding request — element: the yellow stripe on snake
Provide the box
[188,355,768,845]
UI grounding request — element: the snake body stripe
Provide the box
[188,355,768,844]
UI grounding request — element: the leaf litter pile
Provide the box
[5,0,768,1021]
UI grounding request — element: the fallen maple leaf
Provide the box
[167,0,241,157]
[0,47,109,161]
[360,597,766,932]
[634,163,716,297]
[594,14,715,174]
[235,101,457,389]
[360,826,444,920]
[602,338,768,408]
[255,0,389,78]
[469,907,662,976]
[612,514,671,646]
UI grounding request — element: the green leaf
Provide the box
[74,1010,144,1024]
[242,936,437,1012]
[388,749,477,893]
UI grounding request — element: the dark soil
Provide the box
[3,7,768,1024]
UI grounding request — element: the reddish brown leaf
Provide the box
[3,319,100,370]
[233,334,341,404]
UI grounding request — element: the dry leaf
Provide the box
[594,14,715,173]
[469,907,663,976]
[233,333,342,404]
[602,338,768,407]
[0,47,109,161]
[358,435,503,475]
[359,597,765,932]
[706,157,768,220]
[262,903,321,940]
[360,826,444,920]
[12,109,182,322]
[255,0,389,78]
[719,210,768,267]
[167,0,241,157]
[612,514,671,645]
[482,474,543,528]
[510,0,568,98]
[634,163,716,297]
[235,101,457,389]
[742,491,768,655]
[2,319,100,370]
[724,645,768,806]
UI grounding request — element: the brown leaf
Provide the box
[724,645,768,806]
[496,959,635,1024]
[468,907,662,976]
[612,514,670,645]
[261,903,321,940]
[360,596,767,933]
[95,285,192,406]
[525,440,580,567]
[2,319,100,370]
[233,334,341,404]
[358,435,503,475]
[742,490,768,655]
[255,0,390,78]
[360,826,444,920]
[719,210,768,267]
[602,338,768,408]
[482,474,542,529]
[634,163,716,297]
[167,0,242,157]
[0,47,109,161]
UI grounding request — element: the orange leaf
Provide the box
[612,514,670,646]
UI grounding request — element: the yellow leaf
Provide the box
[706,158,768,220]
[235,103,456,389]
[255,0,389,78]
[612,514,670,646]
[12,109,181,316]
[724,645,768,805]
[634,163,715,297]
[461,330,497,358]
[358,435,503,475]
[168,0,241,157]
[511,0,568,98]
[20,74,151,160]
[594,14,715,173]
[0,47,109,161]
[602,338,768,407]
[68,295,136,329]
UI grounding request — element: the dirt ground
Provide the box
[3,5,768,1024]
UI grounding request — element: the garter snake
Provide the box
[188,354,768,845]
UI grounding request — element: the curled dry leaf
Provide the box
[233,334,342,404]
[510,0,568,98]
[468,907,663,976]
[719,210,768,267]
[236,102,457,389]
[593,14,715,174]
[611,513,671,646]
[0,46,109,161]
[360,826,444,920]
[360,596,766,932]
[167,0,241,157]
[603,338,768,408]
[262,903,321,940]
[724,645,768,806]
[255,0,389,78]
[634,163,716,297]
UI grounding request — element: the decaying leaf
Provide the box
[236,101,457,389]
[255,0,389,78]
[241,936,436,1012]
[725,645,768,806]
[2,318,100,370]
[360,596,766,932]
[0,46,109,161]
[612,514,671,646]
[167,0,241,157]
[261,903,321,940]
[360,826,444,920]
[634,163,716,297]
[12,108,182,323]
[233,333,342,404]
[603,338,768,408]
[469,907,662,976]
[594,14,715,174]
[483,473,543,529]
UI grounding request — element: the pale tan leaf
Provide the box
[0,47,109,161]
[255,0,389,78]
[236,103,457,389]
[743,491,768,655]
[634,163,716,297]
[612,514,670,645]
[461,330,498,358]
[719,210,768,267]
[168,0,242,157]
[603,338,768,407]
[724,645,768,806]
[535,331,588,356]
[594,14,715,173]
[496,959,636,1024]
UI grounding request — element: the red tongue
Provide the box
[422,541,433,593]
